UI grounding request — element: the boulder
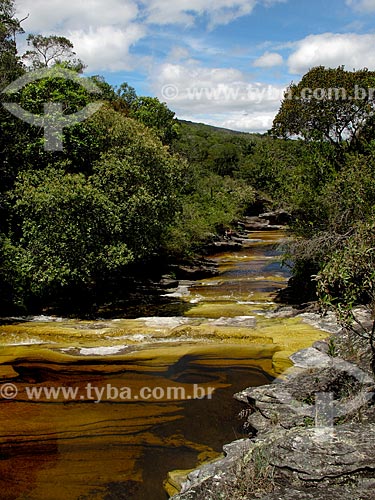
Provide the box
[170,342,375,500]
[267,424,375,482]
[258,210,291,225]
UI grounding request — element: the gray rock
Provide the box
[210,316,256,328]
[300,312,342,334]
[268,424,375,481]
[173,439,253,499]
[264,483,375,500]
[290,347,333,368]
[258,210,291,225]
[235,361,374,435]
[158,278,179,289]
[171,347,375,500]
[312,340,330,354]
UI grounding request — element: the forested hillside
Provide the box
[2,0,375,342]
[0,1,254,314]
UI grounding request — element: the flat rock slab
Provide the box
[268,424,375,481]
[173,439,253,499]
[210,316,256,328]
[264,483,375,500]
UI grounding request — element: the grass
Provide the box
[195,446,275,500]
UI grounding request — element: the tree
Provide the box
[90,107,183,259]
[0,0,24,88]
[271,66,375,146]
[130,96,179,145]
[163,173,254,256]
[317,219,375,375]
[0,64,104,180]
[207,142,239,176]
[23,34,85,71]
[116,82,137,108]
[11,168,132,302]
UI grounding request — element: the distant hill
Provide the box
[174,119,265,177]
[178,119,264,139]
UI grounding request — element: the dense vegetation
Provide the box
[2,0,375,341]
[0,1,254,314]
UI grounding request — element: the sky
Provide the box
[13,0,375,133]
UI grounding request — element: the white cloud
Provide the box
[144,0,256,27]
[220,113,276,132]
[288,33,375,74]
[148,0,287,27]
[69,25,146,71]
[346,0,375,12]
[179,112,276,133]
[152,63,286,132]
[15,0,286,73]
[16,0,144,71]
[167,46,191,62]
[16,0,139,33]
[14,0,288,130]
[253,51,283,67]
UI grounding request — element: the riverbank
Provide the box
[0,228,332,500]
[168,308,375,499]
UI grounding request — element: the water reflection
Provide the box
[0,231,326,499]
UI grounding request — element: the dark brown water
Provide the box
[0,231,326,499]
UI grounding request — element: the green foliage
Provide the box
[23,34,85,71]
[317,219,375,320]
[271,66,375,146]
[0,23,267,313]
[264,67,375,373]
[328,338,337,357]
[163,173,254,256]
[116,82,137,108]
[174,120,258,174]
[11,168,132,299]
[316,218,375,373]
[129,96,179,145]
[0,232,26,311]
[0,66,105,184]
[90,108,184,260]
[0,0,24,89]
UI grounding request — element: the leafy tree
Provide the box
[11,168,131,302]
[116,82,137,108]
[23,34,85,71]
[0,0,24,88]
[1,64,106,178]
[130,96,179,145]
[317,219,375,374]
[90,107,183,260]
[163,173,254,256]
[271,66,375,147]
[206,142,239,176]
[174,120,258,174]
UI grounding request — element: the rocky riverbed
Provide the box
[0,223,341,500]
[169,308,375,500]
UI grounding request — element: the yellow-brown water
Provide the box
[0,231,327,499]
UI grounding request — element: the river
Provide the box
[0,231,327,499]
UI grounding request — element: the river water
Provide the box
[0,231,326,499]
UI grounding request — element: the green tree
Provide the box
[271,66,375,147]
[23,34,85,71]
[163,173,254,256]
[207,142,239,176]
[11,168,131,302]
[117,82,137,108]
[0,0,24,89]
[317,218,375,374]
[90,107,183,260]
[130,96,179,145]
[1,64,105,178]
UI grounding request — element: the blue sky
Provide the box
[15,0,375,132]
